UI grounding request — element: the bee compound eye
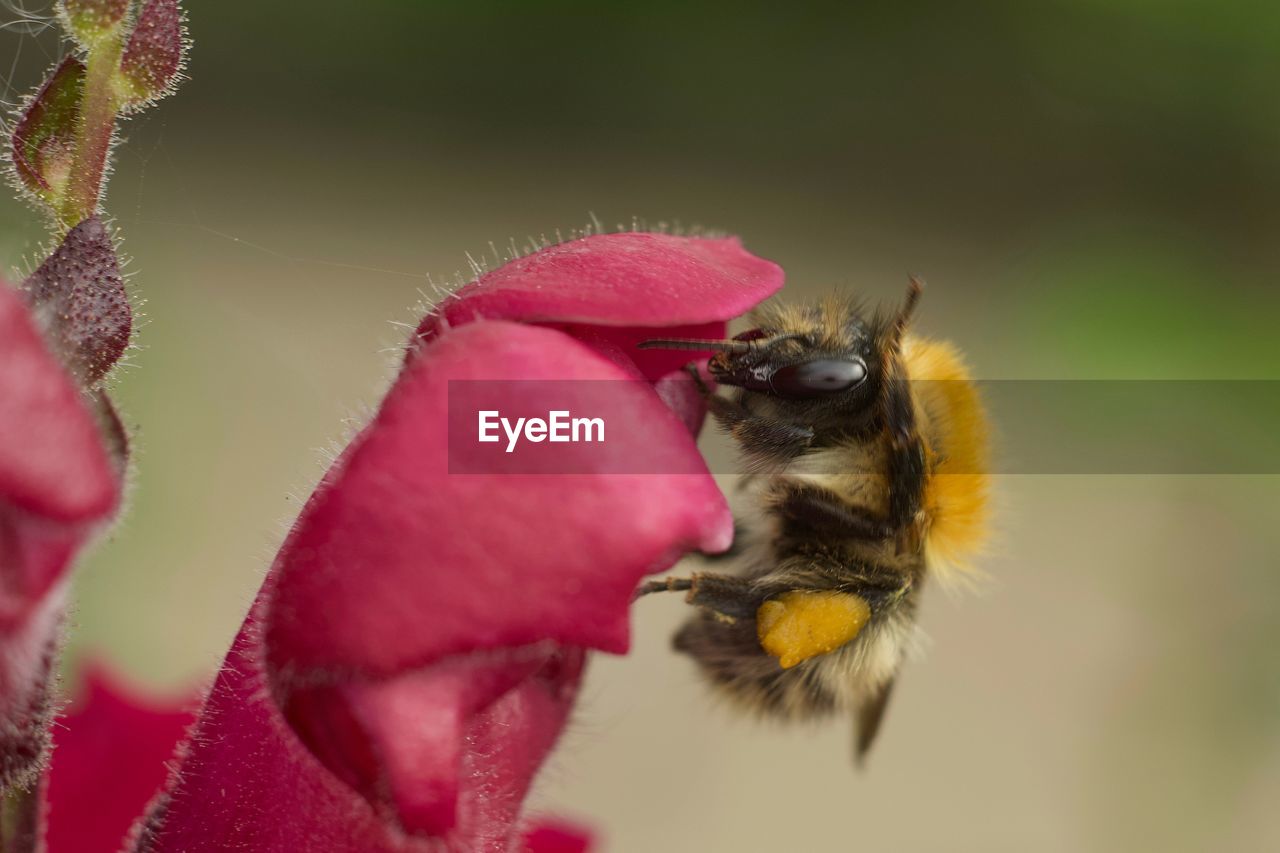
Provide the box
[770,358,867,398]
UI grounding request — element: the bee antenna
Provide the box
[899,276,924,328]
[637,338,753,354]
[886,276,924,348]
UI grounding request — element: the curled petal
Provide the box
[416,231,782,439]
[414,232,783,349]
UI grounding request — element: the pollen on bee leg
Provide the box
[756,591,870,669]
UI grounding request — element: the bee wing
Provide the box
[854,676,897,766]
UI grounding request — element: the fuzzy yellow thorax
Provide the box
[757,590,870,669]
[902,336,992,583]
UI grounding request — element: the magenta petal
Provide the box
[286,648,584,840]
[0,284,118,789]
[266,321,731,676]
[145,322,732,850]
[414,233,783,346]
[45,665,195,853]
[411,234,781,432]
[341,650,583,839]
[140,632,585,852]
[0,280,115,646]
[0,285,116,536]
[653,366,710,436]
[131,629,408,852]
[522,818,594,853]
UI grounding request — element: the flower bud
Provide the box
[10,57,85,208]
[58,0,130,46]
[22,216,131,388]
[118,0,187,109]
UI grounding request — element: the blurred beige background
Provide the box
[2,2,1278,851]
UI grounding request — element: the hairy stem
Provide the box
[0,781,43,853]
[58,30,123,228]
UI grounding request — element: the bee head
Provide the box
[702,328,871,399]
[640,279,922,427]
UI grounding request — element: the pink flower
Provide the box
[136,233,782,850]
[0,281,119,790]
[40,653,571,853]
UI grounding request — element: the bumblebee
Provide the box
[638,279,991,761]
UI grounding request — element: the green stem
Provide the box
[58,29,124,228]
[0,781,44,853]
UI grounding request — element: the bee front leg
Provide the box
[683,363,815,462]
[709,398,815,464]
[683,361,713,397]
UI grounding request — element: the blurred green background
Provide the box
[2,1,1278,851]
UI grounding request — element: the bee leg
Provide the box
[672,608,765,675]
[634,572,760,622]
[777,485,895,540]
[633,576,693,598]
[683,363,815,460]
[683,572,761,620]
[730,415,815,462]
[683,362,713,396]
[708,399,815,462]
